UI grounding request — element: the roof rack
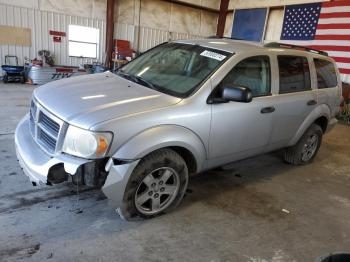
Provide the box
[207,36,245,41]
[264,42,328,56]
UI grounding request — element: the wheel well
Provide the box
[314,116,328,133]
[169,146,197,174]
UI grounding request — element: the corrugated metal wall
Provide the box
[0,3,203,76]
[0,3,106,73]
[115,24,202,52]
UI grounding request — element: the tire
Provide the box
[3,75,8,83]
[117,149,188,221]
[284,124,323,165]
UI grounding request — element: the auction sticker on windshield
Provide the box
[200,50,226,61]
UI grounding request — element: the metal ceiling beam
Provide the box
[216,0,229,37]
[105,0,115,67]
[160,0,219,13]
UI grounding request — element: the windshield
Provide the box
[118,43,231,98]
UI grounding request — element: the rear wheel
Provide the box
[118,149,188,220]
[3,75,8,83]
[284,124,323,165]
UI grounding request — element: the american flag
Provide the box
[280,0,350,82]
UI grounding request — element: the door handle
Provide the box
[260,106,275,114]
[307,100,317,106]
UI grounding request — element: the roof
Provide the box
[175,38,264,53]
[175,38,329,57]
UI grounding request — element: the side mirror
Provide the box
[222,85,253,103]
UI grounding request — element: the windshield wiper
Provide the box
[133,75,160,90]
[116,70,133,81]
[117,70,160,91]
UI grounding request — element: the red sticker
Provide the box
[49,30,66,37]
[53,36,61,42]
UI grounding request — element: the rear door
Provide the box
[268,55,318,148]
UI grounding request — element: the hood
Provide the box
[34,72,181,129]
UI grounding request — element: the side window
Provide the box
[278,56,311,93]
[314,58,338,88]
[220,56,271,97]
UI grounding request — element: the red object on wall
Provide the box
[114,39,130,49]
[53,36,61,42]
[49,30,66,37]
[114,39,133,58]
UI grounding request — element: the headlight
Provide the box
[62,125,113,159]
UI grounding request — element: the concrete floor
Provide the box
[0,82,349,262]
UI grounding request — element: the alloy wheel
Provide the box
[134,167,180,215]
[301,134,319,162]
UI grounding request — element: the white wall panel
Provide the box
[0,3,105,76]
[138,26,170,52]
[1,3,207,76]
[264,7,284,42]
[0,0,39,9]
[138,28,202,51]
[114,23,203,52]
[114,23,136,47]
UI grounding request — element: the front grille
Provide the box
[38,129,56,151]
[29,99,64,154]
[39,111,60,137]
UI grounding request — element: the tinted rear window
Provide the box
[278,56,311,93]
[314,58,338,88]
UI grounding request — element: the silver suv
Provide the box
[15,39,342,220]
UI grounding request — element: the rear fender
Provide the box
[288,104,330,146]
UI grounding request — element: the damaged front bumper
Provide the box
[15,115,140,208]
[15,115,90,184]
[102,158,140,208]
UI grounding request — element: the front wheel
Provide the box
[284,124,323,165]
[118,149,188,220]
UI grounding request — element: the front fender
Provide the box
[112,125,207,173]
[288,104,331,146]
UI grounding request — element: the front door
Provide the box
[208,56,275,164]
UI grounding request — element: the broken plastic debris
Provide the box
[282,209,290,214]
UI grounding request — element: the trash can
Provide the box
[318,253,350,262]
